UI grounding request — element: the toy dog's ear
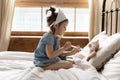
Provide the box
[96,40,99,51]
[96,40,99,43]
[88,43,91,48]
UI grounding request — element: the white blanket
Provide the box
[102,50,120,80]
[0,51,106,80]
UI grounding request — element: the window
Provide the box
[12,7,89,32]
[12,7,42,31]
[12,0,89,36]
[76,8,89,32]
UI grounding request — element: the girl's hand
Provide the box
[71,45,80,54]
[63,41,71,50]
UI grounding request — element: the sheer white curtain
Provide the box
[0,0,15,51]
[88,0,103,40]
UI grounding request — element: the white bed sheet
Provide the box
[102,50,120,80]
[0,51,34,80]
[0,51,107,80]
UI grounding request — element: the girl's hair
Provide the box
[46,7,68,34]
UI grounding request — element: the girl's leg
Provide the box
[42,60,73,70]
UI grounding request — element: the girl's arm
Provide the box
[63,46,80,56]
[46,41,71,59]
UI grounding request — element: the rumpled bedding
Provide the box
[102,50,120,80]
[0,51,107,80]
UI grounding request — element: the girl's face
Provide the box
[55,21,68,35]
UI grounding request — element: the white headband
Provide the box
[50,9,67,27]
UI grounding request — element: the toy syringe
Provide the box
[71,45,82,51]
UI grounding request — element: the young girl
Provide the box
[34,7,80,70]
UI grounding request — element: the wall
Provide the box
[8,37,89,52]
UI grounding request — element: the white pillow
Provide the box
[90,31,109,43]
[89,33,120,71]
[75,31,109,57]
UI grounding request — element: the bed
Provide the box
[0,0,120,80]
[0,52,106,80]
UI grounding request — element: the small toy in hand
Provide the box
[86,40,99,61]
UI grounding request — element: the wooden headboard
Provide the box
[101,0,120,35]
